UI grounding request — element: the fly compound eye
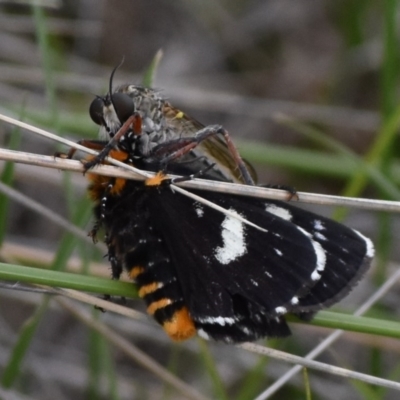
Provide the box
[89,97,105,125]
[112,93,135,124]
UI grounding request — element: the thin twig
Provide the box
[0,112,398,212]
[238,342,400,392]
[43,286,147,321]
[254,267,400,399]
[0,180,103,248]
[0,147,398,212]
[9,279,399,394]
[56,296,211,400]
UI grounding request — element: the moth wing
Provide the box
[264,200,373,312]
[146,188,324,340]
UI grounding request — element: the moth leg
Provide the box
[88,174,117,242]
[88,220,101,243]
[107,240,123,281]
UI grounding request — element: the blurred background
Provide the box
[0,1,399,399]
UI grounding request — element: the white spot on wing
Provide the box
[239,326,252,335]
[275,306,287,314]
[296,226,327,281]
[195,203,204,217]
[214,209,247,264]
[196,316,236,326]
[274,248,283,256]
[315,232,327,241]
[311,270,322,281]
[197,329,210,340]
[353,230,375,258]
[314,220,325,231]
[290,296,299,305]
[265,204,292,221]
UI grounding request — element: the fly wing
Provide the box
[163,103,257,183]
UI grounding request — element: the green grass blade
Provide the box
[1,298,50,387]
[141,49,164,87]
[235,356,270,400]
[293,310,400,339]
[277,116,400,200]
[32,5,58,124]
[0,262,137,298]
[198,338,228,400]
[381,0,399,119]
[86,313,120,400]
[50,195,93,271]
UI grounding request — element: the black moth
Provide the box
[74,69,374,343]
[88,166,373,343]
